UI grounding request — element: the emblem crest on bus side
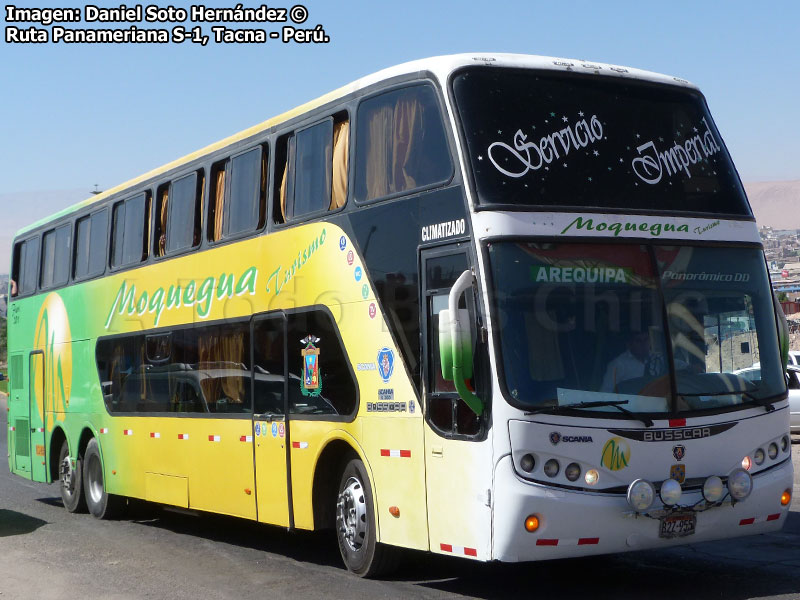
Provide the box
[377,347,395,383]
[672,445,686,461]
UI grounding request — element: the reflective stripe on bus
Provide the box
[380,449,411,458]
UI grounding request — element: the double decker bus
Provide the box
[6,54,793,576]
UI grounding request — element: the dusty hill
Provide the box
[743,180,800,229]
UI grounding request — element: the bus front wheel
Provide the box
[58,439,86,513]
[82,438,123,519]
[335,458,395,577]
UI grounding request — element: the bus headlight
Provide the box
[727,468,752,500]
[519,453,535,473]
[660,479,682,506]
[626,479,655,512]
[702,476,725,502]
[543,459,560,478]
[781,435,790,453]
[564,463,581,482]
[768,443,778,460]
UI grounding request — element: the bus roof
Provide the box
[16,53,695,237]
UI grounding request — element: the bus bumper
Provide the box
[492,455,793,562]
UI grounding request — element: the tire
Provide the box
[58,439,86,513]
[335,458,396,577]
[82,438,124,519]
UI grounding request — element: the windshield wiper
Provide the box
[680,391,774,412]
[526,400,654,427]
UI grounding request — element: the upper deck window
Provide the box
[209,148,266,241]
[275,114,348,223]
[11,236,40,296]
[74,209,108,280]
[40,224,71,289]
[452,68,751,216]
[111,192,150,268]
[155,171,204,256]
[354,84,452,202]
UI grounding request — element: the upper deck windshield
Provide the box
[452,67,751,216]
[488,243,785,416]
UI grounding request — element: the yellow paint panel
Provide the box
[145,472,188,508]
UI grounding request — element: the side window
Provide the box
[355,84,452,202]
[96,321,252,414]
[424,252,480,437]
[74,209,108,279]
[285,309,356,416]
[111,192,150,268]
[11,236,40,297]
[275,113,349,223]
[209,148,266,241]
[40,225,71,289]
[156,171,204,256]
[253,318,286,415]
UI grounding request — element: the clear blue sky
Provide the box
[1,0,799,266]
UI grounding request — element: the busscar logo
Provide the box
[672,445,686,461]
[608,422,736,442]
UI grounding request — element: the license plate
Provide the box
[659,512,696,539]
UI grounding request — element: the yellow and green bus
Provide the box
[7,54,793,576]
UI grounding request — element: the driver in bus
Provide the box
[601,331,651,393]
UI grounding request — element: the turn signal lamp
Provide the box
[524,515,540,532]
[781,489,792,507]
[660,479,682,506]
[727,468,753,500]
[741,455,752,471]
[389,506,400,517]
[626,479,656,512]
[702,476,725,503]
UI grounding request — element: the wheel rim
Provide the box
[86,453,104,504]
[337,476,367,551]
[60,455,76,499]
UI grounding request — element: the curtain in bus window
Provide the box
[331,120,349,209]
[213,168,225,241]
[279,136,295,222]
[158,188,168,257]
[196,325,250,412]
[362,90,424,199]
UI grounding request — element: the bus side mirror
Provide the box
[438,270,483,416]
[773,290,790,371]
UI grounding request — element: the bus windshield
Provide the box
[452,67,750,215]
[488,242,785,415]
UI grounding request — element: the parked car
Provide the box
[734,365,800,433]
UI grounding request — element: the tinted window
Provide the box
[97,322,251,414]
[286,310,356,416]
[453,67,751,215]
[290,120,333,218]
[41,225,70,288]
[111,193,148,268]
[167,172,201,252]
[226,149,262,237]
[13,237,40,296]
[355,85,452,202]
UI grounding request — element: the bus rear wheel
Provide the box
[58,439,86,513]
[335,458,395,577]
[82,438,124,519]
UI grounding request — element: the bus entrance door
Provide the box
[251,314,291,527]
[29,350,48,482]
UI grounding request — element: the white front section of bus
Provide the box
[470,212,794,562]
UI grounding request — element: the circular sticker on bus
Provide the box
[271,422,278,438]
[339,236,347,251]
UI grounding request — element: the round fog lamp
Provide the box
[753,448,765,466]
[768,443,778,460]
[565,463,581,482]
[519,453,535,473]
[727,468,753,500]
[543,459,560,478]
[702,476,725,502]
[584,469,599,486]
[626,479,656,512]
[660,478,682,506]
[781,435,790,453]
